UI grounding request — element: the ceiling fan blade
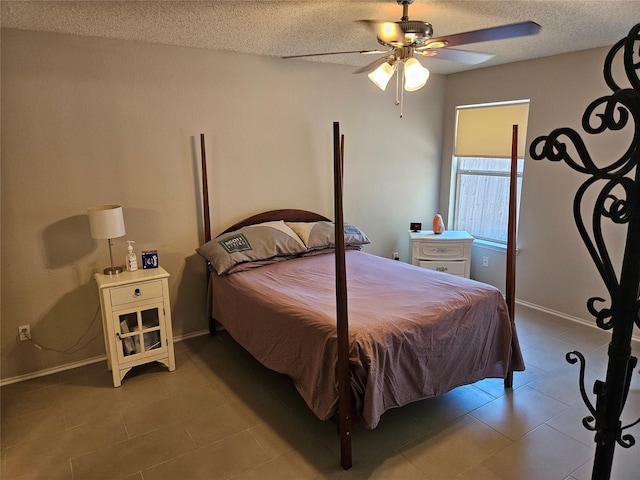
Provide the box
[429,21,541,48]
[416,48,495,65]
[357,20,406,45]
[281,49,389,59]
[353,54,396,75]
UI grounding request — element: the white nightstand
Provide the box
[95,266,175,387]
[409,230,474,278]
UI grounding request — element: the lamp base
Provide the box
[104,265,125,275]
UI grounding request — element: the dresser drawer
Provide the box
[409,230,473,278]
[110,280,163,306]
[419,260,467,276]
[414,242,467,260]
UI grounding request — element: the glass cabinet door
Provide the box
[117,303,165,359]
[141,308,161,351]
[118,312,140,356]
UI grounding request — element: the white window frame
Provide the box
[451,100,529,246]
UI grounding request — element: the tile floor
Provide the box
[1,304,639,479]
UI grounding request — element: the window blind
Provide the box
[454,102,530,158]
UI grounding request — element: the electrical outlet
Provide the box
[18,325,31,341]
[482,256,489,268]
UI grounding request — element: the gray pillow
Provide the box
[197,221,306,274]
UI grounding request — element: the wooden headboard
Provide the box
[219,209,330,235]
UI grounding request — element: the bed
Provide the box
[209,244,523,427]
[196,124,524,468]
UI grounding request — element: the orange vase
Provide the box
[432,214,445,234]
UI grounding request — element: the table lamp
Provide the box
[88,205,126,274]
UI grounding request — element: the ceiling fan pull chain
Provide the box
[394,67,400,107]
[399,66,405,118]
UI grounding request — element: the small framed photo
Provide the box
[142,250,159,269]
[410,222,422,232]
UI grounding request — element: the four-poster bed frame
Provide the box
[197,119,521,469]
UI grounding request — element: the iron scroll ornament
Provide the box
[529,23,640,480]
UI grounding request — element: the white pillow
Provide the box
[286,221,370,250]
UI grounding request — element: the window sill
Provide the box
[472,238,520,255]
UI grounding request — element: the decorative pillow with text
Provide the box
[197,221,306,274]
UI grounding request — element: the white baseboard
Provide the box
[0,355,108,387]
[174,329,210,341]
[515,298,640,343]
[0,329,211,387]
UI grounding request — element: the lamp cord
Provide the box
[15,305,103,354]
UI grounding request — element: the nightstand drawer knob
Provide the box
[134,288,141,297]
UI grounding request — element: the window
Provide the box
[454,157,523,243]
[452,101,530,244]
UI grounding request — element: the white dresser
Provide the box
[409,230,474,278]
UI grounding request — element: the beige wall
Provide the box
[440,46,632,326]
[5,27,632,382]
[1,29,444,381]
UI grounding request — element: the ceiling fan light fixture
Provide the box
[368,61,395,90]
[378,22,402,44]
[381,23,396,37]
[403,57,429,91]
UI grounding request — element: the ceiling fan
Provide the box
[282,0,541,115]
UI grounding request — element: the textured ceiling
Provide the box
[2,0,639,75]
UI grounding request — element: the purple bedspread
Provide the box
[211,250,524,429]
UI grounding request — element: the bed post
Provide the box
[200,133,216,335]
[333,121,352,470]
[504,125,518,388]
[200,134,211,245]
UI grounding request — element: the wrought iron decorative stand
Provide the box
[530,24,640,480]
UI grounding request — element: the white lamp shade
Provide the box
[403,58,430,92]
[368,62,394,91]
[88,205,126,239]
